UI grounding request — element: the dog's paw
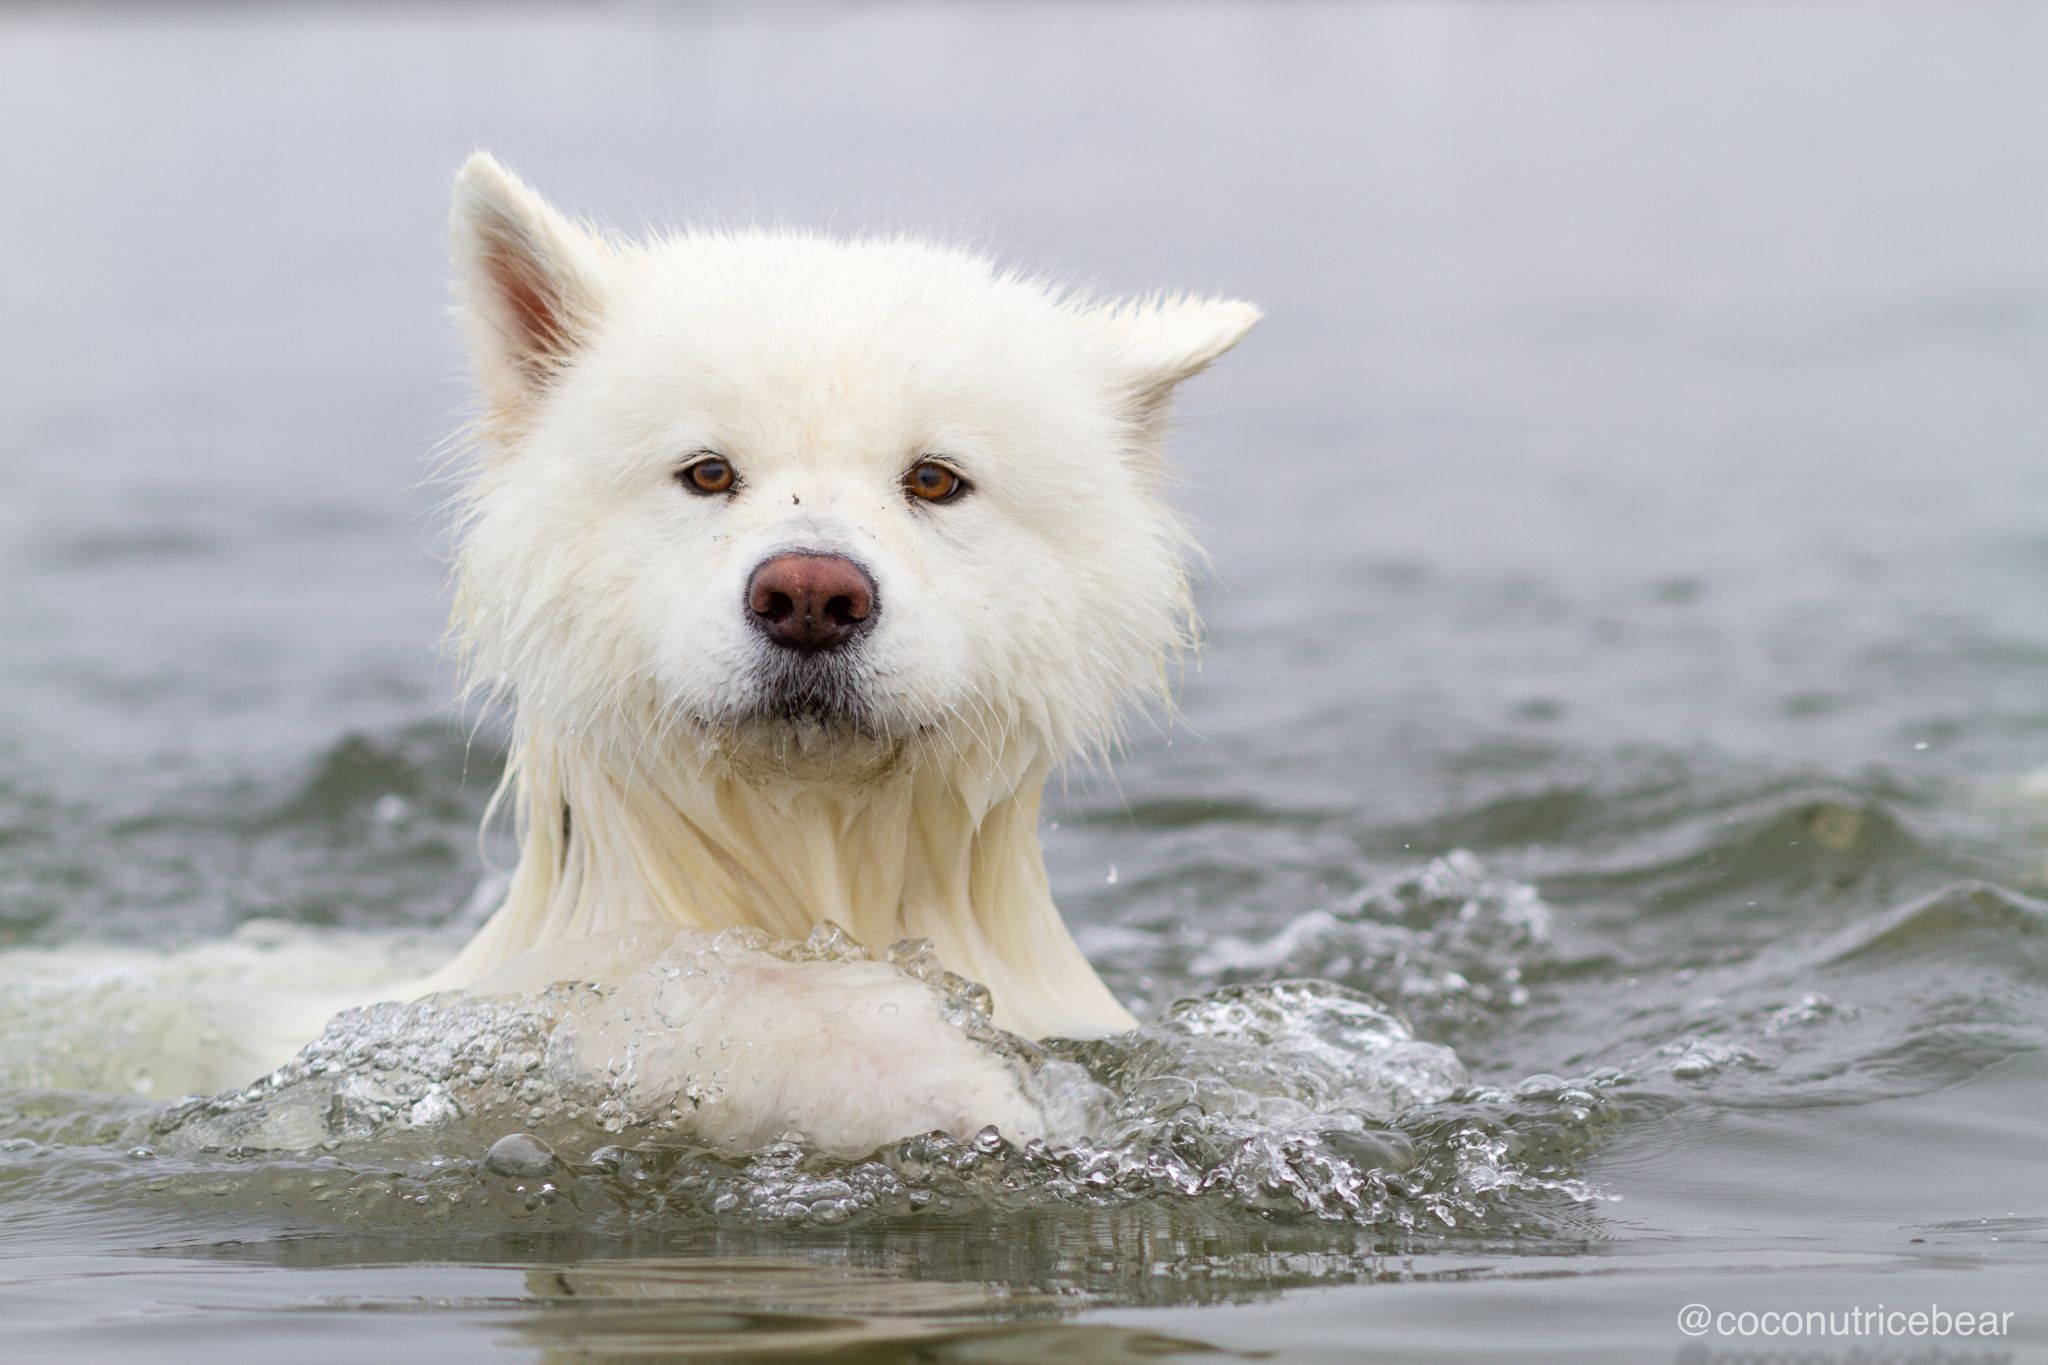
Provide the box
[542,939,1049,1155]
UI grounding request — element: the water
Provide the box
[3,2,2046,1360]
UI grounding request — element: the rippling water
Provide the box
[3,3,2046,1361]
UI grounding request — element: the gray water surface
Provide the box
[3,3,2047,1361]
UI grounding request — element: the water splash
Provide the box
[155,923,1042,1159]
[1186,851,1553,1031]
[130,917,1612,1235]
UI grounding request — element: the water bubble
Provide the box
[1661,1038,1761,1080]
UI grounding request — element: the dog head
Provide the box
[448,153,1257,775]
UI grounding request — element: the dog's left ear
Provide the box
[449,151,612,431]
[1082,295,1261,439]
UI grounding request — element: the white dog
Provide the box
[0,156,1259,1152]
[406,154,1258,1150]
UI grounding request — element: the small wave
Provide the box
[1613,881,2048,1108]
[0,719,502,948]
[1542,781,1944,915]
[1817,879,2048,968]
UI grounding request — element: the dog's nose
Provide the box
[746,553,878,652]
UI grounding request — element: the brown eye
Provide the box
[905,460,966,504]
[681,456,736,495]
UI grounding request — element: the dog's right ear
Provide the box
[449,152,611,430]
[1079,294,1261,447]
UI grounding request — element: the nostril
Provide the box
[745,552,879,651]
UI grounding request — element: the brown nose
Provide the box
[746,553,878,652]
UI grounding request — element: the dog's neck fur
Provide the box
[428,721,1137,1040]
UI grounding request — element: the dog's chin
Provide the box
[753,652,881,732]
[715,712,908,783]
[679,655,915,778]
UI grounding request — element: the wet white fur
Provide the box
[416,153,1257,1148]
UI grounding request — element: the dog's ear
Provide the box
[1082,295,1261,440]
[450,152,611,428]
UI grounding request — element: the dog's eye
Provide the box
[679,455,737,496]
[905,461,966,504]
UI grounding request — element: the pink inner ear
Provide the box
[484,234,573,379]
